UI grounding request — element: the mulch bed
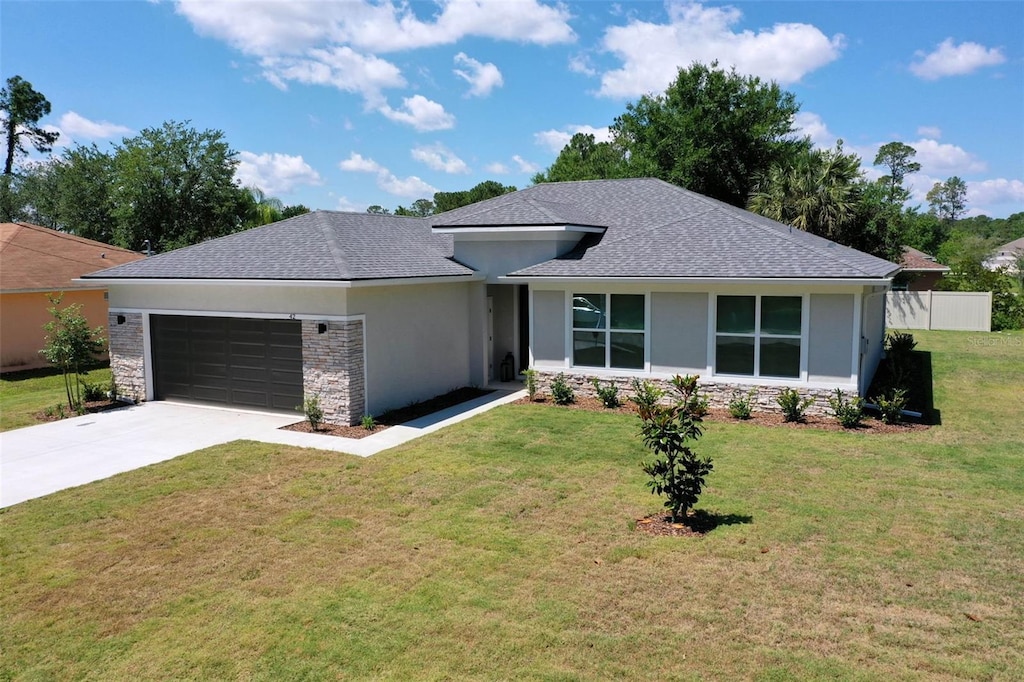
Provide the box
[34,399,128,423]
[515,395,929,434]
[281,386,494,439]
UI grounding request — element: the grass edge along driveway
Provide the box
[2,330,1022,680]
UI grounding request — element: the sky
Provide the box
[3,1,1023,218]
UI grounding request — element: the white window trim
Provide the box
[712,294,808,381]
[569,292,648,371]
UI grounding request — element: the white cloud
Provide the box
[411,143,470,174]
[259,46,405,99]
[910,38,1006,80]
[339,152,438,198]
[58,111,132,139]
[512,155,540,173]
[175,0,574,56]
[235,151,323,195]
[792,111,836,149]
[598,1,844,98]
[378,95,455,131]
[485,162,510,174]
[336,196,363,212]
[534,124,614,153]
[917,125,942,139]
[967,178,1024,208]
[453,52,503,97]
[568,54,597,76]
[911,138,987,175]
[339,152,384,174]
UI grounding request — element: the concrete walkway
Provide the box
[0,389,525,508]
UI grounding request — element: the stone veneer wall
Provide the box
[534,370,842,416]
[108,312,146,402]
[302,319,365,426]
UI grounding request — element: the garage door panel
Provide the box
[152,315,303,413]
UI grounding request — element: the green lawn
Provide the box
[2,330,1022,680]
[0,365,112,431]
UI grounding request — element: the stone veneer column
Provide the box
[107,312,146,402]
[302,319,365,426]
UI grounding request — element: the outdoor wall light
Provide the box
[116,315,126,325]
[317,322,328,334]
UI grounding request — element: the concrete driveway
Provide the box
[0,402,296,508]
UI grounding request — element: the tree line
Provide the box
[1,76,308,253]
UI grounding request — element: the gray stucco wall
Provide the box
[650,292,709,373]
[808,293,854,383]
[532,290,565,365]
[487,284,517,379]
[347,282,472,415]
[107,283,347,316]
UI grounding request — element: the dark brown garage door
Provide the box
[151,315,303,412]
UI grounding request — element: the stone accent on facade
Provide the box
[534,370,842,416]
[108,312,146,402]
[302,319,365,426]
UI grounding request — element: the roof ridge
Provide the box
[316,212,352,279]
[1,221,141,255]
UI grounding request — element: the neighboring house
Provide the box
[83,178,899,423]
[984,236,1024,273]
[895,246,950,291]
[1,223,145,372]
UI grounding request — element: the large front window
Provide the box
[572,293,645,369]
[716,295,802,378]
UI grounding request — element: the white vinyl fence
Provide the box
[886,291,992,331]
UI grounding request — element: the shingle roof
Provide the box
[996,236,1024,254]
[900,246,949,272]
[83,211,475,281]
[1,223,145,291]
[432,179,899,279]
[432,197,605,228]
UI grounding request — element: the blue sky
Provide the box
[3,1,1022,217]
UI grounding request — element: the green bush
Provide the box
[874,388,908,425]
[629,378,664,412]
[361,414,377,430]
[550,373,575,405]
[827,389,864,428]
[590,377,621,408]
[82,382,105,402]
[670,374,709,417]
[776,387,813,423]
[636,379,713,523]
[521,368,538,401]
[728,389,755,420]
[301,395,324,431]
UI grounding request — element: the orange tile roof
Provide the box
[0,222,146,292]
[900,246,950,272]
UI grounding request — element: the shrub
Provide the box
[776,387,813,423]
[636,384,713,523]
[39,293,106,411]
[361,414,377,430]
[629,378,664,412]
[728,389,756,420]
[550,373,575,405]
[521,368,538,401]
[82,382,105,402]
[875,388,908,425]
[885,331,917,356]
[109,378,119,402]
[669,374,709,417]
[827,389,864,428]
[301,395,324,431]
[590,377,621,408]
[885,331,918,391]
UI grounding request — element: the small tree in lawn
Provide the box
[39,294,106,411]
[636,377,714,523]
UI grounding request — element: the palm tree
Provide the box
[244,186,284,227]
[749,141,862,241]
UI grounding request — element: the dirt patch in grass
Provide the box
[282,386,493,439]
[516,396,929,433]
[33,399,128,423]
[635,509,755,537]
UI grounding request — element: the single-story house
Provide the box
[83,178,900,423]
[894,246,950,291]
[984,236,1024,273]
[1,222,145,372]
